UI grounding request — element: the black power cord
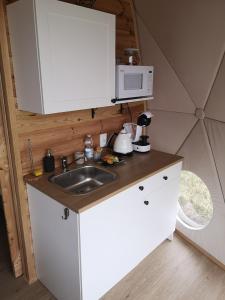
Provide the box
[127,103,132,122]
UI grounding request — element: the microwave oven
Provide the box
[112,65,154,104]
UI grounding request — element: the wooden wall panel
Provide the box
[19,104,143,175]
[0,103,22,277]
[0,0,36,282]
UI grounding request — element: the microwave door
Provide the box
[119,71,148,99]
[121,72,143,98]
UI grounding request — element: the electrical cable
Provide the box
[100,119,104,134]
[127,103,132,122]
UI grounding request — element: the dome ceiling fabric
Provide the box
[135,0,225,264]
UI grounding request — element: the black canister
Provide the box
[43,149,55,172]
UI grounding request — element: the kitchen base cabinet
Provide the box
[27,185,81,300]
[79,177,180,300]
[27,161,182,300]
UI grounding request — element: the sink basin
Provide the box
[49,165,117,195]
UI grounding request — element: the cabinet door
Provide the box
[36,0,115,113]
[79,176,180,300]
[7,0,115,114]
[139,177,180,252]
[27,185,81,300]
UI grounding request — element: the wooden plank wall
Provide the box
[0,90,22,277]
[18,104,143,175]
[6,0,144,176]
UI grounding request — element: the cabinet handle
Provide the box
[163,176,168,180]
[139,186,144,191]
[144,201,149,206]
[62,208,70,220]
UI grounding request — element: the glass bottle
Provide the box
[84,134,94,161]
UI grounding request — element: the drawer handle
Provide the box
[139,186,144,191]
[163,176,168,180]
[144,201,149,205]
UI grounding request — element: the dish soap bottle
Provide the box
[43,149,55,172]
[84,134,94,161]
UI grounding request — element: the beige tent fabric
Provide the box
[205,54,225,123]
[178,121,224,209]
[205,119,225,199]
[137,15,195,114]
[148,110,197,154]
[135,0,225,109]
[135,0,225,265]
[177,205,225,264]
[176,121,225,264]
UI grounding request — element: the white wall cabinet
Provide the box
[7,0,115,114]
[27,161,182,300]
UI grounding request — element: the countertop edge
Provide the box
[26,154,183,214]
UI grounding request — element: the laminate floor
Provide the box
[1,206,225,300]
[102,236,225,300]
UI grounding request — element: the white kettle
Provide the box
[113,128,133,155]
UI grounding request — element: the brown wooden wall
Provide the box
[0,93,22,277]
[7,0,144,176]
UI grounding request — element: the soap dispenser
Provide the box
[43,149,55,172]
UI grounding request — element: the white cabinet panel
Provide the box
[142,177,180,249]
[27,185,81,300]
[7,0,115,114]
[7,0,42,113]
[79,177,180,300]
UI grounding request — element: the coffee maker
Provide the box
[123,111,153,153]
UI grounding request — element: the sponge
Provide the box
[33,169,43,177]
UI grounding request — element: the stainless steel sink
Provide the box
[49,165,117,195]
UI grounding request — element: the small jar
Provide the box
[75,151,85,165]
[124,48,140,65]
[94,147,102,161]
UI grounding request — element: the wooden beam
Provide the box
[0,170,22,277]
[130,0,141,57]
[0,0,37,283]
[129,0,148,112]
[0,79,22,276]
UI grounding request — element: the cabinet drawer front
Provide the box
[133,161,182,196]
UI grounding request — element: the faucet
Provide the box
[61,156,68,172]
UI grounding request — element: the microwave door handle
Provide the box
[111,96,148,103]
